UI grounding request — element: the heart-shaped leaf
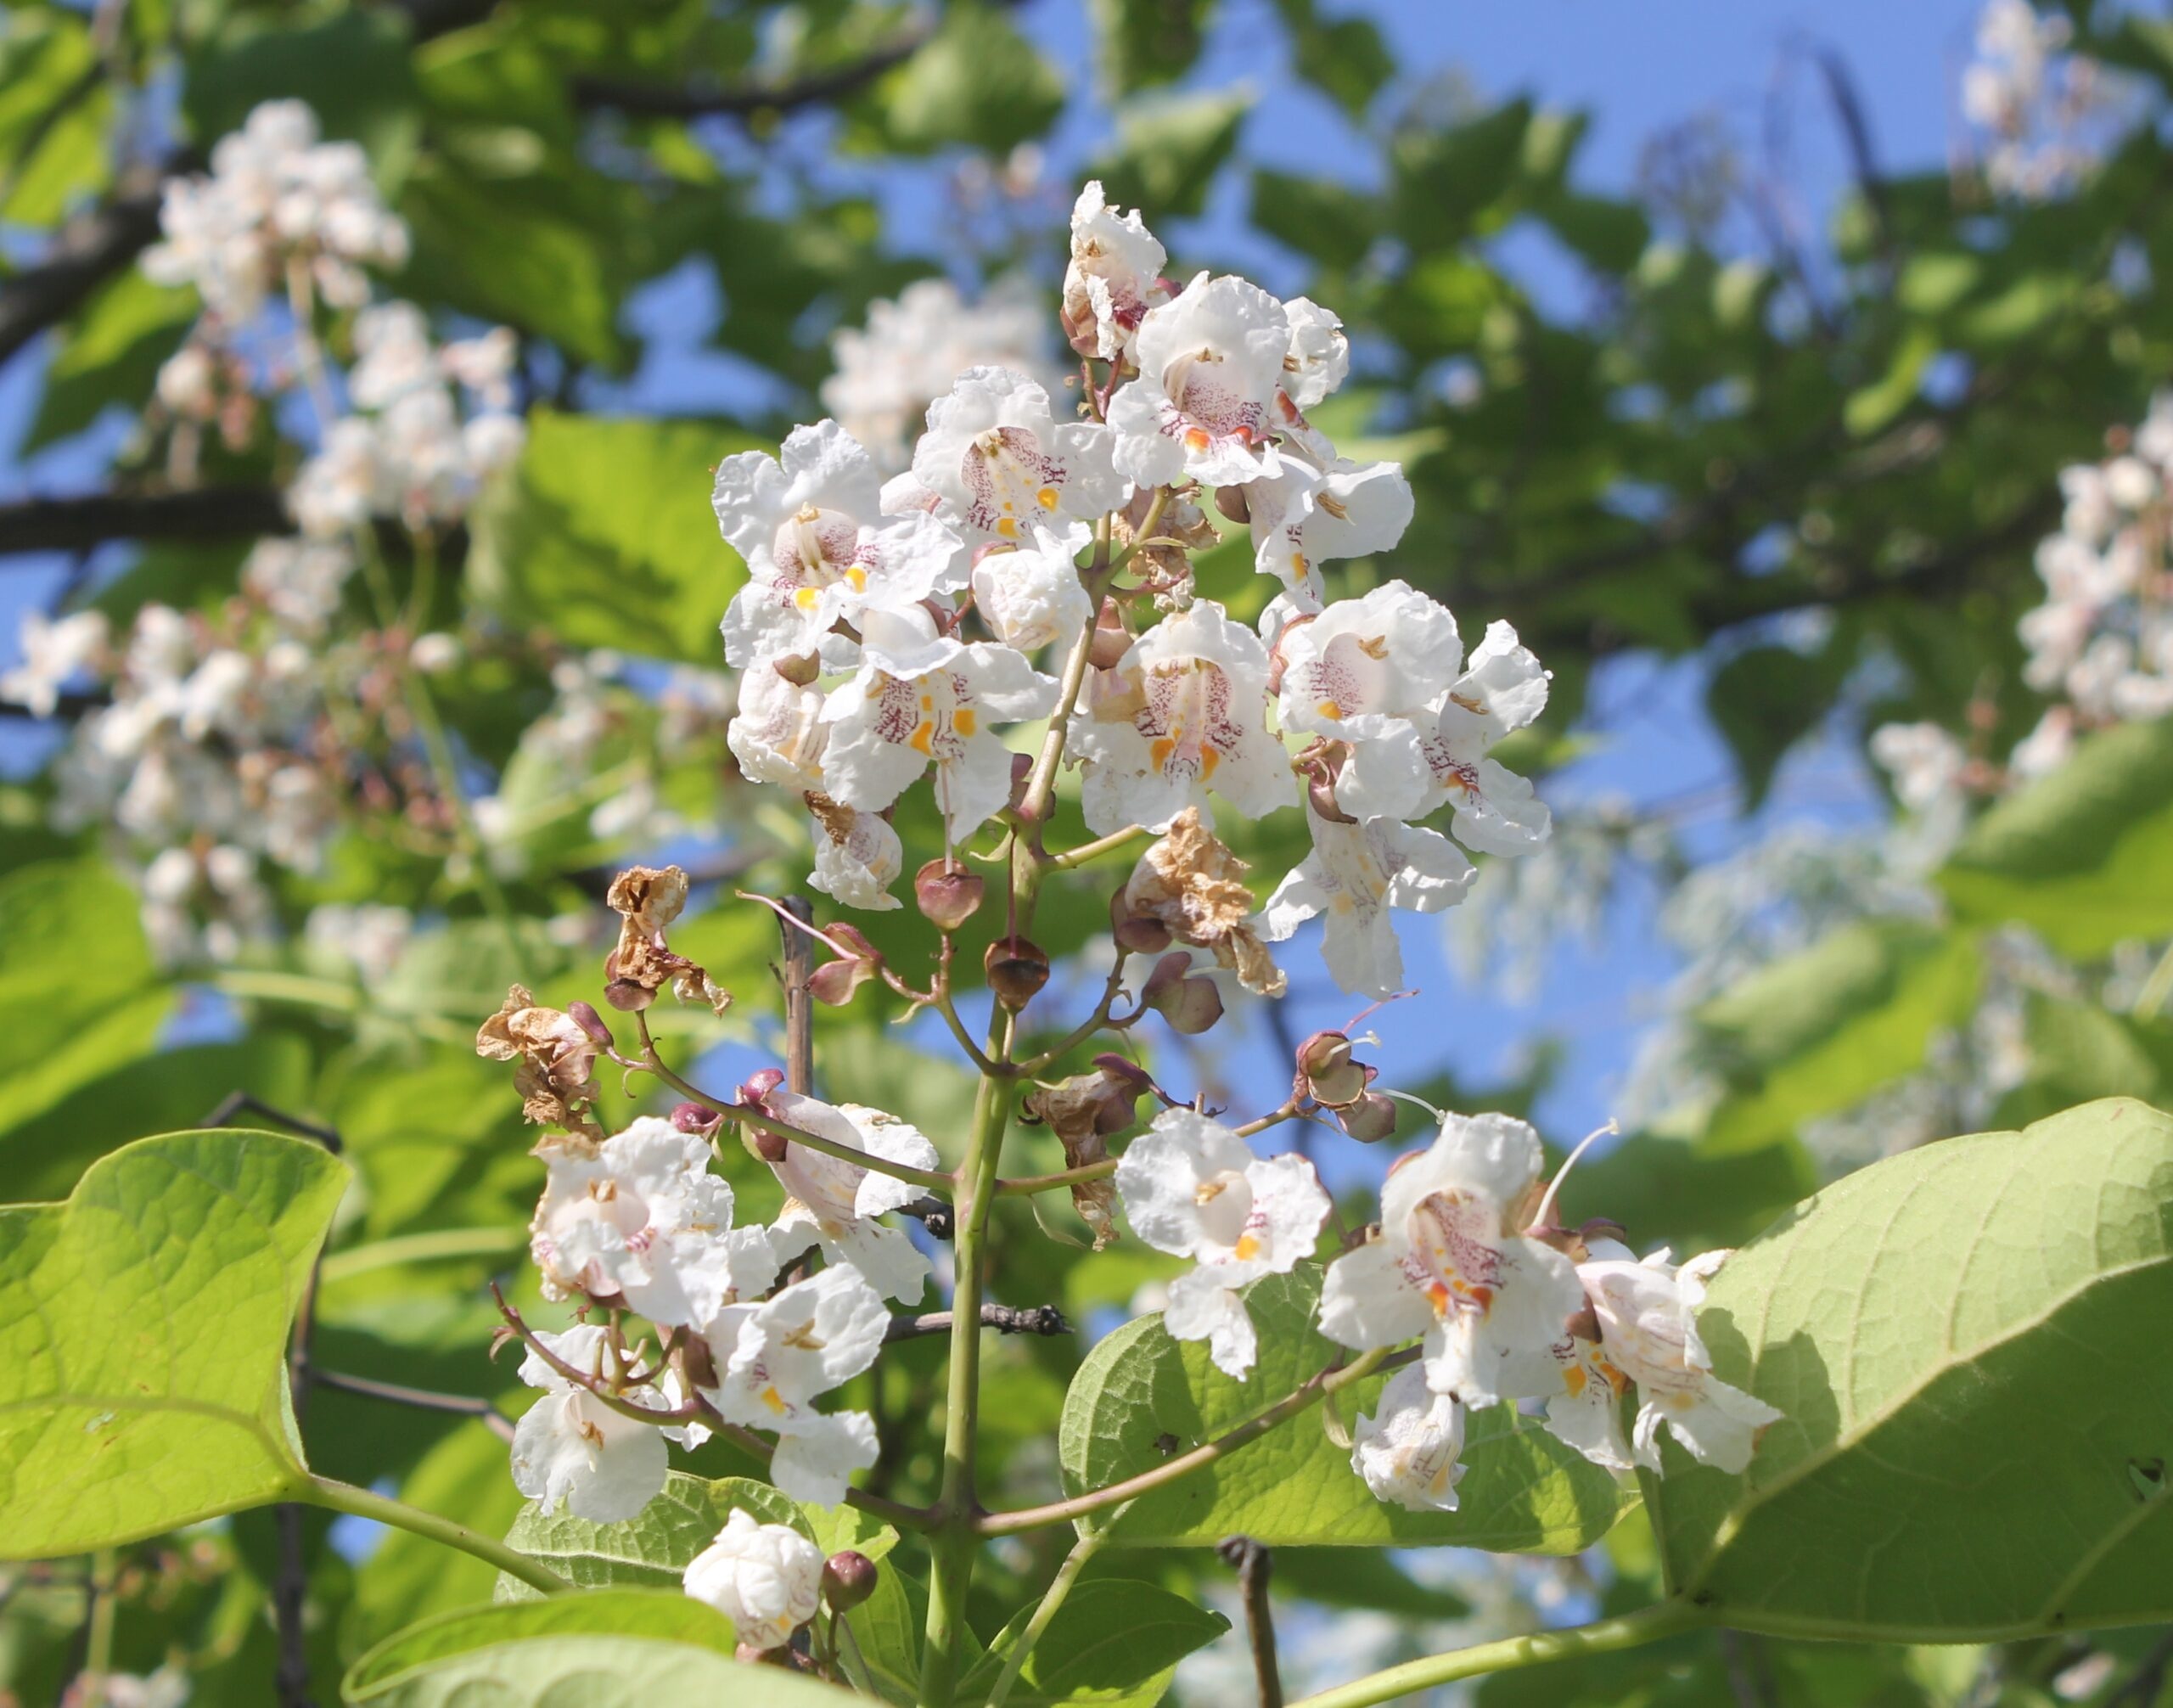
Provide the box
[1648,1097,2173,1641]
[960,1576,1228,1706]
[0,1127,348,1553]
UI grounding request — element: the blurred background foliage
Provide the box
[3,0,2173,1702]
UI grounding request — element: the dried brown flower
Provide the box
[475,983,604,1143]
[1122,807,1286,997]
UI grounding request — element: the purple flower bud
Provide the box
[1296,1030,1369,1108]
[1088,598,1133,671]
[822,1550,879,1611]
[671,1101,721,1135]
[1214,483,1251,526]
[567,1001,615,1048]
[985,935,1051,1010]
[915,858,985,931]
[603,978,655,1012]
[1338,1090,1399,1143]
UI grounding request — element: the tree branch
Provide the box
[884,1304,1070,1343]
[0,484,289,555]
[1218,1536,1283,1708]
[568,22,937,119]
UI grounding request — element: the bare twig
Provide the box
[307,1368,517,1445]
[1218,1536,1283,1708]
[568,18,941,119]
[884,1304,1071,1343]
[0,484,289,556]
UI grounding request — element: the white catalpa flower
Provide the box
[1275,580,1464,819]
[757,1091,938,1302]
[700,1264,888,1506]
[1109,272,1292,487]
[1317,1111,1585,1407]
[1538,1323,1637,1474]
[806,795,905,910]
[1062,180,1167,362]
[1070,599,1294,834]
[1352,1363,1468,1513]
[1243,453,1414,608]
[1406,621,1553,855]
[727,661,828,791]
[2,610,107,718]
[510,1325,670,1522]
[1279,297,1350,413]
[715,420,963,667]
[1578,1241,1782,1474]
[1114,1108,1328,1378]
[530,1117,778,1329]
[682,1509,824,1652]
[821,605,1058,841]
[911,366,1124,546]
[971,526,1095,653]
[1262,803,1475,999]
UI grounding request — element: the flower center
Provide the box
[963,427,1064,540]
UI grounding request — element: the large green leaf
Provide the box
[342,1591,856,1705]
[0,1128,349,1554]
[1939,717,2173,958]
[1691,919,1983,1155]
[0,859,172,1138]
[1057,1269,1625,1550]
[495,1472,807,1600]
[866,3,1065,156]
[959,1577,1228,1706]
[467,409,756,666]
[1094,89,1251,221]
[1647,1098,2173,1641]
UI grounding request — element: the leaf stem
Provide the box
[977,1347,1390,1537]
[1283,1601,1707,1708]
[297,1474,574,1597]
[1048,823,1149,870]
[983,1530,1102,1708]
[993,1157,1117,1197]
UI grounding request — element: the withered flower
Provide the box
[1021,1057,1150,1250]
[1121,807,1286,997]
[604,863,730,1016]
[476,983,604,1143]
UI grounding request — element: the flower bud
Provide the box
[671,1101,721,1136]
[1109,885,1172,955]
[1307,765,1358,823]
[1088,598,1133,670]
[915,858,985,931]
[567,1001,615,1048]
[739,1067,786,1105]
[808,925,882,1009]
[1295,1030,1369,1108]
[1337,1090,1399,1143]
[1142,951,1224,1035]
[1213,483,1251,526]
[1008,751,1037,818]
[602,977,655,1012]
[822,1550,879,1611]
[985,935,1051,1009]
[771,651,820,688]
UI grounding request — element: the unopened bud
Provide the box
[671,1101,721,1135]
[1143,951,1223,1035]
[915,858,985,931]
[1110,886,1172,955]
[1088,598,1133,670]
[985,935,1051,1009]
[1338,1091,1399,1143]
[1008,752,1040,819]
[568,1001,615,1048]
[739,1067,785,1104]
[1295,1030,1368,1107]
[823,1550,879,1611]
[603,978,655,1012]
[1306,764,1357,824]
[772,651,820,688]
[1214,484,1251,526]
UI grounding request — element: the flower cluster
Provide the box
[1961,0,2123,200]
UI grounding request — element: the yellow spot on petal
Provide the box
[1564,1364,1588,1398]
[910,722,935,756]
[997,517,1019,540]
[1316,699,1344,721]
[846,566,868,591]
[1199,746,1220,778]
[1233,1234,1261,1261]
[1036,486,1059,510]
[1183,428,1211,452]
[760,1385,787,1415]
[793,587,821,610]
[953,707,977,736]
[1149,736,1176,772]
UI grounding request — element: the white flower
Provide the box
[806,796,905,911]
[1352,1364,1468,1512]
[242,538,355,635]
[1062,180,1167,362]
[716,419,963,667]
[1317,1110,1584,1407]
[156,345,217,418]
[2,610,107,718]
[1261,803,1475,998]
[971,526,1095,653]
[510,1325,670,1523]
[682,1509,824,1651]
[1869,721,1968,815]
[1577,1242,1782,1474]
[757,1091,939,1303]
[1538,1325,1637,1474]
[291,417,383,537]
[305,902,412,986]
[1279,296,1350,413]
[821,604,1058,841]
[530,1117,778,1329]
[1243,453,1413,607]
[699,1264,888,1505]
[1108,272,1292,488]
[912,366,1124,546]
[1401,621,1553,854]
[1114,1109,1328,1379]
[1070,599,1294,834]
[728,660,829,791]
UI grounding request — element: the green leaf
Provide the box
[1089,0,1216,97]
[1648,1097,2173,1641]
[468,409,757,665]
[183,9,419,168]
[1842,324,1936,437]
[1704,640,1849,808]
[960,1578,1229,1705]
[343,1590,858,1705]
[1271,0,1392,118]
[0,1127,349,1553]
[27,271,199,450]
[1094,88,1252,222]
[870,3,1065,156]
[0,14,110,228]
[496,1472,809,1600]
[0,860,171,1140]
[1057,1269,1625,1549]
[1249,168,1381,271]
[1691,920,1984,1155]
[1939,717,2173,958]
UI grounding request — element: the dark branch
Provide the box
[0,166,170,371]
[570,24,934,119]
[0,484,289,556]
[1217,1536,1282,1708]
[884,1303,1071,1343]
[203,1090,344,1154]
[307,1368,518,1444]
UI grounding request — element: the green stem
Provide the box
[81,1547,117,1708]
[995,1157,1117,1197]
[298,1474,574,1597]
[985,1531,1102,1708]
[1048,823,1148,871]
[1284,1602,1706,1708]
[318,1225,527,1284]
